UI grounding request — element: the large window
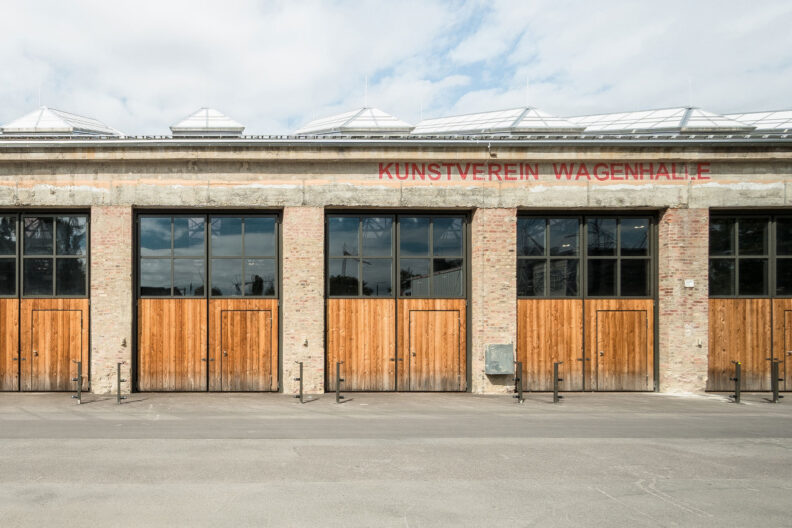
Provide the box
[327,214,466,298]
[709,215,790,297]
[517,215,653,298]
[138,214,277,298]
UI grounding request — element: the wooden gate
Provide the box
[594,308,650,391]
[0,299,19,391]
[773,299,792,391]
[20,299,89,391]
[209,299,278,392]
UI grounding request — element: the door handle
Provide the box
[787,351,792,356]
[12,357,19,361]
[33,351,39,357]
[599,351,605,357]
[412,353,416,357]
[223,350,228,357]
[577,357,590,362]
[389,358,403,362]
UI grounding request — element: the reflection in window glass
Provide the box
[709,218,734,256]
[517,218,545,256]
[738,259,767,296]
[549,218,579,256]
[173,259,204,296]
[173,217,205,256]
[588,259,616,296]
[140,217,172,256]
[777,260,792,296]
[517,260,545,296]
[399,217,430,256]
[24,258,52,295]
[362,259,392,296]
[620,259,649,296]
[400,258,430,297]
[56,217,87,255]
[738,219,768,255]
[210,258,242,296]
[777,219,792,256]
[244,217,276,256]
[0,217,16,255]
[433,217,463,257]
[709,259,735,296]
[140,259,170,296]
[245,259,276,296]
[620,219,649,256]
[587,218,616,256]
[24,217,53,255]
[549,259,578,296]
[362,217,392,256]
[211,217,242,257]
[328,217,359,257]
[328,258,359,295]
[0,259,14,296]
[433,258,463,297]
[56,258,87,295]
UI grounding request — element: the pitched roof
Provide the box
[295,107,413,135]
[569,107,755,134]
[412,107,584,135]
[0,106,121,136]
[726,110,792,132]
[170,108,245,137]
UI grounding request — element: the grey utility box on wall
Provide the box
[485,344,514,375]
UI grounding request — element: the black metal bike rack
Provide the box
[553,361,563,403]
[767,358,784,403]
[513,361,524,403]
[730,361,741,404]
[117,362,128,404]
[71,360,82,404]
[294,361,304,404]
[336,361,345,404]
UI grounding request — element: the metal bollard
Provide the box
[513,361,524,403]
[769,359,784,403]
[294,361,304,404]
[730,361,741,404]
[117,362,128,404]
[553,361,563,403]
[71,360,82,404]
[336,361,345,404]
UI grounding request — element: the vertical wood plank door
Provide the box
[708,299,772,391]
[138,299,207,391]
[398,299,466,392]
[20,299,89,392]
[586,299,653,391]
[326,299,395,391]
[517,299,584,391]
[772,299,792,391]
[0,299,19,391]
[209,299,278,392]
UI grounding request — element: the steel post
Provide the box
[336,361,345,404]
[553,361,563,403]
[117,362,128,404]
[730,361,741,404]
[513,361,524,403]
[71,360,82,404]
[294,361,304,404]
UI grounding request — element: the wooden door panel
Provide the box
[326,299,395,391]
[517,299,583,391]
[585,299,653,391]
[398,299,466,392]
[138,299,207,391]
[0,299,19,391]
[209,298,278,392]
[772,299,792,391]
[20,299,89,392]
[708,299,771,391]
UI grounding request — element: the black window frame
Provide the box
[517,214,655,299]
[0,215,18,299]
[709,213,789,298]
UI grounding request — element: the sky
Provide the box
[0,0,790,135]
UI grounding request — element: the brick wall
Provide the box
[470,208,517,393]
[90,206,133,394]
[281,207,325,394]
[658,208,709,392]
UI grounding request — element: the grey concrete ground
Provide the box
[0,391,791,527]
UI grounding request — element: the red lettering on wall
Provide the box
[554,163,574,180]
[428,163,441,180]
[576,164,591,180]
[488,164,502,181]
[593,163,609,181]
[696,163,711,180]
[379,163,393,179]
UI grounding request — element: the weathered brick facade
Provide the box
[657,208,709,392]
[281,206,325,395]
[470,208,517,393]
[90,206,134,394]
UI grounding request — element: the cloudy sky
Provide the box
[1,0,790,135]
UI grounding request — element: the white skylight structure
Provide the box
[0,106,121,136]
[569,107,755,134]
[726,110,792,132]
[295,107,413,136]
[170,108,245,137]
[412,107,584,135]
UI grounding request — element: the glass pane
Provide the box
[399,217,430,257]
[23,217,53,255]
[587,259,616,296]
[0,217,16,255]
[245,259,276,296]
[140,259,171,296]
[517,218,545,256]
[56,258,87,296]
[56,217,87,255]
[23,258,52,295]
[0,259,14,295]
[140,217,172,257]
[210,217,242,257]
[587,218,616,256]
[328,258,359,296]
[362,259,392,296]
[777,219,792,256]
[709,259,734,296]
[620,218,649,256]
[738,219,768,255]
[210,258,242,296]
[433,217,463,257]
[777,259,792,296]
[362,217,392,257]
[517,260,545,296]
[173,259,205,296]
[173,217,205,256]
[549,259,578,296]
[738,259,767,296]
[709,218,734,256]
[549,218,579,256]
[399,258,430,297]
[328,217,359,257]
[433,258,463,297]
[244,217,276,257]
[620,260,649,296]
